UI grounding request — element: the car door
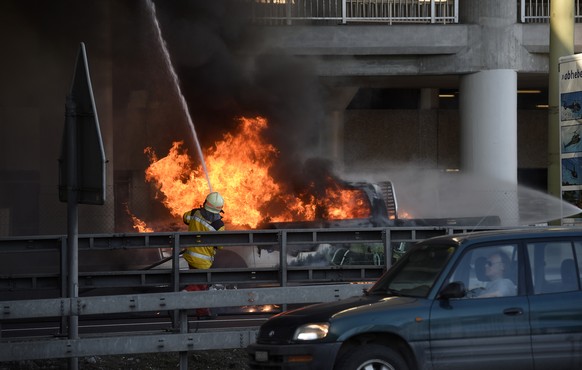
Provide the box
[526,239,582,370]
[429,243,532,370]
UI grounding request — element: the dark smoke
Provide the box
[152,0,326,193]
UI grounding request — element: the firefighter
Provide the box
[182,191,225,319]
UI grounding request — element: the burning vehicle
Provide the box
[139,116,501,271]
[138,116,391,269]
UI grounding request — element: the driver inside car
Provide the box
[475,250,516,298]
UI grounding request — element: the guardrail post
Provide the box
[279,231,288,311]
[172,234,181,292]
[279,231,287,287]
[179,309,189,370]
[171,234,181,331]
[383,228,391,268]
[60,236,68,336]
[342,0,347,24]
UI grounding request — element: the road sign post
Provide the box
[58,42,107,370]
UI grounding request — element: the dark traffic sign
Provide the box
[59,42,106,205]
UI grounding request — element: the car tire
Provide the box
[334,344,409,370]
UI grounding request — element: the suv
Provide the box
[247,227,582,370]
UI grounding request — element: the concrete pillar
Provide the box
[460,69,518,225]
[458,0,520,225]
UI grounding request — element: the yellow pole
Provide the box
[548,0,574,200]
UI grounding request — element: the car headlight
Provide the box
[292,323,329,341]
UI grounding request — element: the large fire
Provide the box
[143,116,370,229]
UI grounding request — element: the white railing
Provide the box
[249,0,458,25]
[521,0,582,23]
[249,1,582,25]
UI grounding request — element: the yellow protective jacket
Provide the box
[182,208,225,269]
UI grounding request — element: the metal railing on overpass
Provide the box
[521,0,582,23]
[0,225,503,366]
[248,0,459,25]
[247,0,582,25]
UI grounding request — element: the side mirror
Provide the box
[439,281,466,299]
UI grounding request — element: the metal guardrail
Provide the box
[0,226,502,364]
[0,226,499,294]
[0,284,370,361]
[0,228,390,295]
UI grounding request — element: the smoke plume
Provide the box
[152,0,326,192]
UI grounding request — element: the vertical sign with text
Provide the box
[559,54,582,216]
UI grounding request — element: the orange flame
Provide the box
[144,116,370,229]
[125,205,154,232]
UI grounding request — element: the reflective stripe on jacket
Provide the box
[182,208,225,269]
[186,250,214,262]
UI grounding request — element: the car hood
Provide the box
[257,294,423,343]
[285,294,414,320]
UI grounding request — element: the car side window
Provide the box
[527,241,579,294]
[448,244,518,299]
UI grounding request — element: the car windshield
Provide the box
[367,243,456,298]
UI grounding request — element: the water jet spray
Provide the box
[145,0,212,192]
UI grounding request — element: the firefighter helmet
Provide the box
[204,192,224,214]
